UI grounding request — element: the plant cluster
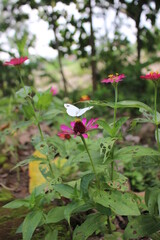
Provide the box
[2,57,160,240]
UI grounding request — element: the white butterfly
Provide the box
[64,103,93,117]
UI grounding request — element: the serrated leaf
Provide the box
[22,210,43,240]
[124,215,160,239]
[93,190,140,216]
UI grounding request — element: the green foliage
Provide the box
[73,213,106,240]
[22,210,43,240]
[124,215,160,239]
[93,190,140,216]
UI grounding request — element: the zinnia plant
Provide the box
[101,73,126,180]
[141,72,160,150]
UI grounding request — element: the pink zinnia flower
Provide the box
[101,73,126,84]
[3,56,28,66]
[140,72,160,81]
[57,133,71,140]
[50,86,58,96]
[58,118,99,139]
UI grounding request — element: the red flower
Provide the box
[57,133,71,140]
[58,118,99,139]
[80,95,91,101]
[140,72,160,81]
[101,73,125,84]
[4,56,28,66]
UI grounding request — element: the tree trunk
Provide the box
[88,0,97,92]
[53,22,68,96]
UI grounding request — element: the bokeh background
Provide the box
[0,0,160,103]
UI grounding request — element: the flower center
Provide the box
[73,120,86,134]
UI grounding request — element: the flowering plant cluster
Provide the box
[2,57,160,240]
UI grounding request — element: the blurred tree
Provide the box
[119,0,160,62]
[0,0,36,96]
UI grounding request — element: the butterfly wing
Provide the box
[64,104,80,117]
[77,106,93,116]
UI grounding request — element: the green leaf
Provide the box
[87,100,152,113]
[42,109,63,120]
[3,199,29,209]
[22,103,35,119]
[54,184,75,198]
[73,213,106,240]
[45,229,58,240]
[100,137,117,163]
[64,201,86,224]
[22,210,43,240]
[80,173,94,198]
[97,120,113,136]
[114,146,160,162]
[33,92,52,110]
[16,86,32,98]
[145,187,160,216]
[124,215,160,239]
[114,117,129,134]
[46,206,65,223]
[93,190,140,216]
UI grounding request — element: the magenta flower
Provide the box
[50,86,58,96]
[3,56,28,66]
[101,73,126,84]
[140,72,160,81]
[59,118,99,139]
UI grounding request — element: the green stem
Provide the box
[107,216,112,234]
[81,136,97,175]
[154,83,160,150]
[113,83,118,128]
[16,66,26,93]
[80,136,99,187]
[111,83,118,181]
[37,122,44,141]
[47,156,54,178]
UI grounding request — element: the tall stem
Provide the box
[80,136,99,188]
[154,83,160,150]
[81,136,97,175]
[111,83,118,181]
[16,67,26,93]
[113,83,118,128]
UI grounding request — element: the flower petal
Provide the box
[60,125,73,134]
[70,121,75,128]
[82,118,87,125]
[82,133,88,138]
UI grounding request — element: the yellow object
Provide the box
[29,150,67,193]
[29,150,46,193]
